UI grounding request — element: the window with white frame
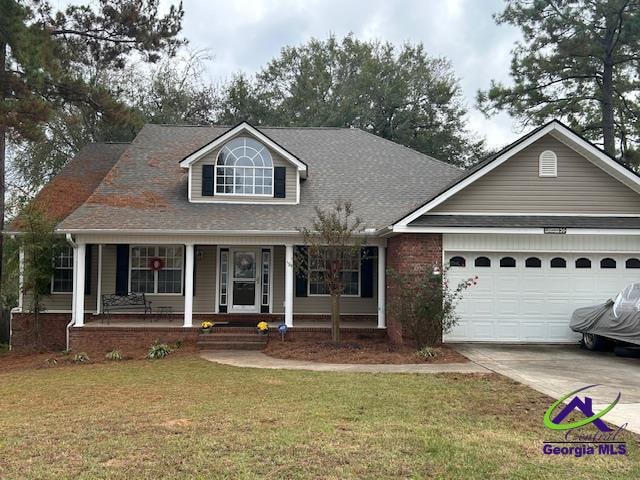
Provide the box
[308,249,360,296]
[215,137,274,195]
[52,246,74,293]
[130,245,183,294]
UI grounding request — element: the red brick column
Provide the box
[386,234,442,345]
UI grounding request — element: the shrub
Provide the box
[147,342,172,359]
[415,346,438,360]
[43,357,58,367]
[73,352,90,363]
[388,266,477,347]
[105,350,123,361]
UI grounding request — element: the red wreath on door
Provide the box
[149,257,164,271]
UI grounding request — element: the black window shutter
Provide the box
[274,166,286,198]
[295,245,308,297]
[115,245,129,295]
[202,165,215,196]
[84,244,92,295]
[360,246,375,298]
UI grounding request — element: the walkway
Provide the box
[199,350,489,374]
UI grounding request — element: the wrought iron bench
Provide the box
[101,293,152,323]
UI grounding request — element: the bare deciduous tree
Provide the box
[298,200,364,344]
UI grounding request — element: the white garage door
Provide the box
[444,252,640,343]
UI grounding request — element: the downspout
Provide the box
[65,233,76,350]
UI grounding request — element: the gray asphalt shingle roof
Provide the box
[57,124,463,232]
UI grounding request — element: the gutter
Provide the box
[64,233,76,351]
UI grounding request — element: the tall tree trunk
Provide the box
[331,293,341,344]
[602,58,616,156]
[0,39,6,307]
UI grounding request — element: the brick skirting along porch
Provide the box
[10,312,383,356]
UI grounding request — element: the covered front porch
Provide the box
[58,233,386,331]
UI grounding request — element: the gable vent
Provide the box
[539,150,557,177]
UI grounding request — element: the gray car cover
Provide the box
[570,299,640,345]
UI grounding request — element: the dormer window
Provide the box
[539,150,557,177]
[216,137,274,195]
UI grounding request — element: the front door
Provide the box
[230,249,259,312]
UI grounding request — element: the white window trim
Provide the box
[539,150,558,177]
[128,245,184,296]
[51,246,74,294]
[214,166,274,197]
[214,137,275,197]
[307,250,361,297]
[261,248,273,311]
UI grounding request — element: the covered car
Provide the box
[570,283,640,350]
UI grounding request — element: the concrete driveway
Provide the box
[455,344,640,435]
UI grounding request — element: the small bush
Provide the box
[415,346,438,360]
[73,352,90,364]
[43,357,58,367]
[147,342,172,360]
[105,350,123,361]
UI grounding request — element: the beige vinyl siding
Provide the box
[432,134,640,214]
[35,244,99,313]
[190,137,298,203]
[272,246,378,315]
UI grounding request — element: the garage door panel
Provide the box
[444,249,637,343]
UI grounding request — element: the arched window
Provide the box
[216,137,274,195]
[449,256,466,267]
[500,256,516,268]
[474,256,491,267]
[539,150,557,177]
[600,258,616,269]
[626,258,640,269]
[550,257,566,268]
[525,257,541,268]
[575,257,591,269]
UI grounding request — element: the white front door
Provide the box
[230,249,260,313]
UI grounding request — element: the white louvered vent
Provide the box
[539,150,557,177]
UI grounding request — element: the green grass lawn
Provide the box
[0,354,637,479]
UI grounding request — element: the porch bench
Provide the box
[101,293,152,323]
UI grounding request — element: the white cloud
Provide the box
[173,0,525,148]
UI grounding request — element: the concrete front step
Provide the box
[199,333,267,342]
[197,331,268,351]
[197,340,267,351]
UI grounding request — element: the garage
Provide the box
[444,250,640,343]
[392,121,640,344]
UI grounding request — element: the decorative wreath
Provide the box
[149,257,165,271]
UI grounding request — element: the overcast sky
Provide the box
[172,0,523,149]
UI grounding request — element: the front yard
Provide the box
[0,353,637,479]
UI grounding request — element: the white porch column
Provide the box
[377,245,386,328]
[73,243,86,326]
[284,244,294,327]
[18,246,24,312]
[96,244,103,314]
[183,243,195,327]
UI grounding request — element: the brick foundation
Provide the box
[10,312,381,356]
[9,312,71,353]
[386,234,443,345]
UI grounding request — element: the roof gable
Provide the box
[179,121,308,178]
[394,120,640,227]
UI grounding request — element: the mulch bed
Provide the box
[0,346,194,373]
[263,338,469,364]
